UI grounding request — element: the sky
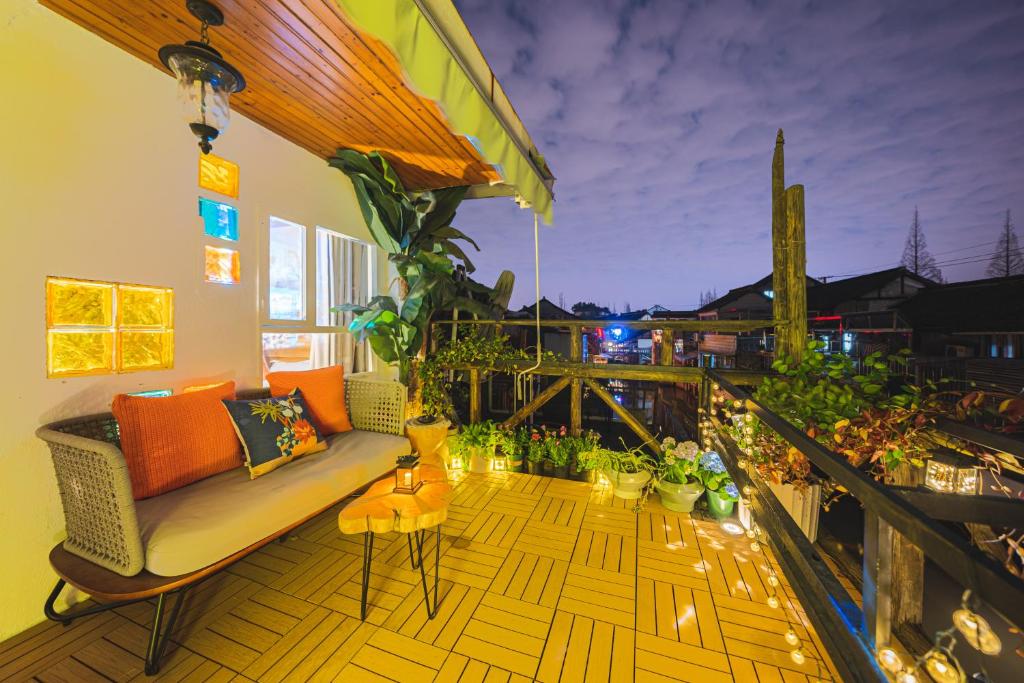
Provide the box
[450,0,1024,311]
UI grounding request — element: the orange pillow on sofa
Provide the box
[112,381,243,500]
[267,366,352,436]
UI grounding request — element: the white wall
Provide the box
[0,0,379,640]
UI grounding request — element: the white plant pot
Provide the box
[656,480,705,513]
[603,469,651,499]
[468,446,493,474]
[767,481,821,543]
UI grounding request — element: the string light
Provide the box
[921,647,964,683]
[750,541,762,552]
[877,647,903,673]
[767,574,780,587]
[785,629,800,646]
[767,595,781,609]
[951,591,1001,655]
[790,649,807,665]
[896,670,919,683]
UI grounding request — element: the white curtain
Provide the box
[316,230,376,373]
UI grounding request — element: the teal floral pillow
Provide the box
[223,389,327,478]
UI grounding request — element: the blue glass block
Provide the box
[199,197,239,241]
[129,389,172,398]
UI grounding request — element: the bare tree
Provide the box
[986,210,1024,278]
[698,288,718,307]
[901,207,943,282]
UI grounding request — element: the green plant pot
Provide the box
[552,464,569,479]
[526,460,543,475]
[705,488,738,519]
[508,458,524,473]
[603,469,652,500]
[656,479,705,513]
[575,468,597,484]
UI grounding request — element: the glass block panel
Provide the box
[268,217,305,320]
[199,197,238,241]
[204,245,241,284]
[118,285,173,328]
[47,330,114,377]
[198,153,239,198]
[129,389,172,398]
[119,330,174,372]
[46,277,114,327]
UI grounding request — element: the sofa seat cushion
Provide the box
[135,429,409,576]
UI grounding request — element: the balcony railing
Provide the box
[430,316,1024,683]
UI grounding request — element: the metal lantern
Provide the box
[924,450,980,495]
[395,454,423,494]
[493,455,508,472]
[158,1,246,154]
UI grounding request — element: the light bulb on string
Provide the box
[767,574,780,587]
[876,647,903,673]
[767,595,781,609]
[784,629,800,646]
[952,592,1001,655]
[896,670,919,683]
[750,541,761,552]
[742,484,755,496]
[790,649,806,665]
[922,647,965,683]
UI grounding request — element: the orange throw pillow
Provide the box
[112,382,243,500]
[267,366,352,436]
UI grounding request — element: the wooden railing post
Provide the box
[659,329,674,367]
[783,184,807,361]
[570,327,583,437]
[771,129,790,357]
[469,368,481,423]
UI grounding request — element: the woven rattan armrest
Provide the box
[345,372,407,436]
[35,425,145,577]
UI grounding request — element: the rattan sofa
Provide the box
[35,372,407,675]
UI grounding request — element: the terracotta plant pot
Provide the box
[656,479,705,512]
[603,469,652,500]
[468,446,492,473]
[705,488,737,519]
[525,460,543,475]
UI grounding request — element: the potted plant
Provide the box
[654,438,705,512]
[525,430,546,475]
[569,430,602,482]
[546,432,571,478]
[460,420,496,473]
[495,427,523,472]
[698,451,739,518]
[596,445,656,500]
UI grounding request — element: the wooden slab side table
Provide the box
[338,464,451,620]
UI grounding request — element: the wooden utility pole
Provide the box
[771,129,807,362]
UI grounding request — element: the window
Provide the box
[46,276,174,377]
[261,218,376,376]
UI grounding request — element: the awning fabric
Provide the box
[334,0,554,224]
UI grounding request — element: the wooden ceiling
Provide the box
[42,0,504,190]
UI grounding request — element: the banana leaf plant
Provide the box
[329,148,498,385]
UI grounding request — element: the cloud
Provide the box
[452,0,1024,310]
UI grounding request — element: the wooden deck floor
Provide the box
[0,472,842,682]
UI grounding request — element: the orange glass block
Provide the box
[204,246,241,284]
[46,277,114,327]
[119,330,174,372]
[118,285,174,328]
[47,330,114,377]
[198,153,239,198]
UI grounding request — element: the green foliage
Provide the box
[586,443,658,475]
[750,342,931,482]
[329,149,497,384]
[418,332,559,419]
[654,437,702,485]
[458,420,497,450]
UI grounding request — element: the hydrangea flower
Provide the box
[700,450,726,474]
[675,440,699,461]
[724,482,739,499]
[662,437,677,450]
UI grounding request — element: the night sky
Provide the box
[451,0,1024,311]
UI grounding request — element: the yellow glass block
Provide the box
[47,330,114,377]
[46,277,113,327]
[118,285,174,328]
[198,153,239,198]
[205,245,241,284]
[119,330,174,372]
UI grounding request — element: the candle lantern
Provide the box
[395,454,423,494]
[493,455,508,472]
[924,450,979,495]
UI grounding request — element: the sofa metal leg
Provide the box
[44,579,146,626]
[359,531,375,621]
[144,587,188,676]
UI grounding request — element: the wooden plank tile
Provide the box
[535,610,573,683]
